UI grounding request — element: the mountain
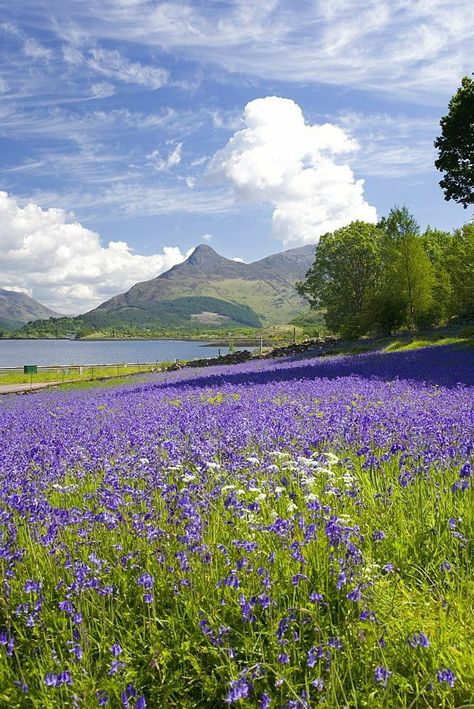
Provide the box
[0,288,60,330]
[85,243,316,329]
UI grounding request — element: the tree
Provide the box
[434,76,474,208]
[297,221,383,337]
[422,227,452,322]
[445,223,474,318]
[377,207,435,330]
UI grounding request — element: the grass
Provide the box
[0,450,472,707]
[0,363,164,387]
[383,336,472,353]
[320,332,473,358]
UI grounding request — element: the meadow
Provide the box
[0,345,472,708]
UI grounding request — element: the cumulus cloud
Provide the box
[208,97,377,245]
[0,191,186,313]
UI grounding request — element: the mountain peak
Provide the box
[0,287,60,328]
[187,244,221,264]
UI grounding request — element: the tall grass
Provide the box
[0,450,472,707]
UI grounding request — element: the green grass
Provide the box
[0,449,473,707]
[0,363,162,387]
[383,336,471,353]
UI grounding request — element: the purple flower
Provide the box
[225,677,252,703]
[121,684,137,708]
[110,643,122,657]
[277,652,290,664]
[307,645,325,668]
[408,632,430,648]
[374,666,391,688]
[291,573,308,586]
[372,530,385,542]
[346,586,362,602]
[308,592,325,604]
[311,678,324,691]
[96,690,109,706]
[44,671,73,688]
[108,659,125,675]
[436,668,456,687]
[24,580,42,593]
[14,681,29,694]
[137,573,154,590]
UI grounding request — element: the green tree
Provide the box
[422,227,453,323]
[434,76,474,208]
[377,207,435,330]
[297,221,383,337]
[446,223,474,318]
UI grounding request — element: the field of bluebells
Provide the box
[0,344,473,708]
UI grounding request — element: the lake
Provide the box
[0,339,249,368]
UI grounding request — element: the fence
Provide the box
[0,362,164,386]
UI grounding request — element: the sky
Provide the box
[0,0,472,314]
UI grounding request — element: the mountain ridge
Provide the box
[0,288,61,330]
[87,243,315,327]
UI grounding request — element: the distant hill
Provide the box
[0,288,60,330]
[86,243,315,328]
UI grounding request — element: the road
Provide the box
[0,382,62,395]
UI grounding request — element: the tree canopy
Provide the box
[298,208,473,337]
[434,75,474,208]
[297,221,382,337]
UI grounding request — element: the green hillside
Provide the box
[12,243,315,338]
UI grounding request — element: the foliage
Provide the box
[0,345,472,706]
[434,75,474,208]
[378,207,435,330]
[13,297,262,340]
[446,223,474,318]
[299,207,473,337]
[297,221,382,337]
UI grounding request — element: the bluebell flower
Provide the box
[436,668,456,687]
[374,666,391,687]
[225,677,252,703]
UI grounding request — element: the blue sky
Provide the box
[0,0,472,313]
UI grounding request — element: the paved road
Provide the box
[0,381,62,395]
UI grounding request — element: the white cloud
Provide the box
[88,47,168,88]
[0,76,9,92]
[45,0,473,103]
[23,37,52,61]
[0,191,186,313]
[90,82,116,98]
[146,142,182,172]
[208,96,377,245]
[337,110,437,177]
[1,21,52,62]
[62,44,169,89]
[201,233,213,241]
[2,285,33,297]
[232,257,245,262]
